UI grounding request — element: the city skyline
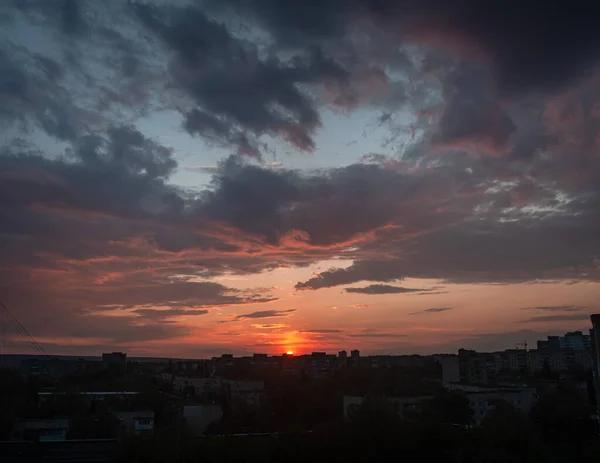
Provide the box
[2,323,595,360]
[2,1,600,358]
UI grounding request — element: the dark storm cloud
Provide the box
[1,3,166,141]
[3,123,600,301]
[296,260,404,290]
[295,191,600,289]
[61,0,84,36]
[0,48,83,140]
[15,0,86,36]
[409,307,453,316]
[431,64,516,151]
[345,284,426,295]
[0,125,182,263]
[197,155,473,246]
[4,0,600,353]
[359,0,600,95]
[7,0,600,157]
[212,0,600,95]
[133,3,349,155]
[207,0,350,47]
[233,309,296,321]
[0,128,287,347]
[81,279,278,312]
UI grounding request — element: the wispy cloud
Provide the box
[233,309,296,321]
[411,291,450,296]
[520,305,587,312]
[345,284,426,295]
[519,313,591,323]
[349,332,407,338]
[299,329,344,334]
[132,308,209,320]
[184,165,219,174]
[251,323,287,329]
[409,307,453,315]
[350,304,372,309]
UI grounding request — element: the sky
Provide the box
[1,0,600,358]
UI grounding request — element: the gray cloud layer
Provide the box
[3,1,600,351]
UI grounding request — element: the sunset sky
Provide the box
[1,1,600,358]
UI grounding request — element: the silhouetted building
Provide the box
[504,349,527,371]
[458,349,488,384]
[183,405,223,436]
[435,355,460,384]
[548,336,561,350]
[562,331,591,350]
[338,350,348,367]
[537,332,590,351]
[591,314,600,423]
[115,411,154,435]
[13,419,69,442]
[344,386,536,427]
[102,352,126,373]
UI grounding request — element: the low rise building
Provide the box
[343,386,537,427]
[466,388,537,426]
[458,349,488,384]
[101,352,127,375]
[115,411,155,435]
[227,380,264,406]
[435,355,460,384]
[173,377,264,406]
[183,404,223,436]
[13,419,69,442]
[173,376,219,395]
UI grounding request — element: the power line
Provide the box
[0,301,48,357]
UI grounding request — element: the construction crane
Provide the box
[516,340,528,351]
[0,300,48,360]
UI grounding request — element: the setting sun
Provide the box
[286,351,294,355]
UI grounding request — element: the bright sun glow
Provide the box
[286,351,294,355]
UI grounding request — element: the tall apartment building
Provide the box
[458,349,488,384]
[590,315,600,423]
[537,331,591,351]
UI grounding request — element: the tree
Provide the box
[423,391,473,426]
[531,386,596,459]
